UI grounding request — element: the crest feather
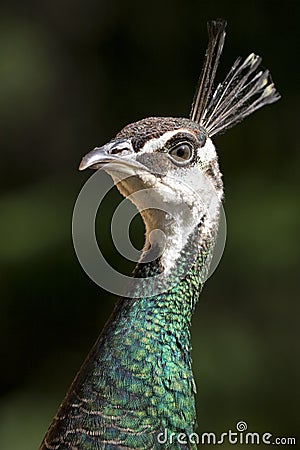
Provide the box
[190,20,281,136]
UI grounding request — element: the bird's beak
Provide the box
[79,142,149,173]
[79,145,114,171]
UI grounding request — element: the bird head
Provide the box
[79,117,223,273]
[79,116,223,205]
[78,19,280,273]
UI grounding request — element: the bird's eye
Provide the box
[168,143,193,164]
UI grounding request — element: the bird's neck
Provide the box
[53,208,220,448]
[98,220,218,439]
[118,187,222,340]
[131,214,216,309]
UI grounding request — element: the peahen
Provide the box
[40,20,280,449]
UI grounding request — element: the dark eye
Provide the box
[168,142,193,164]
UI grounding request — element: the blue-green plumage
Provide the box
[40,19,280,450]
[42,228,215,449]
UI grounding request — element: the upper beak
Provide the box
[79,145,114,171]
[79,143,149,173]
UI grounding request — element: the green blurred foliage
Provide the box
[0,0,299,448]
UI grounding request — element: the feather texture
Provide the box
[190,21,280,135]
[40,19,280,450]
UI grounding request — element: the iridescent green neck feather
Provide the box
[41,220,217,450]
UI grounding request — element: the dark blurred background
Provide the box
[0,0,299,448]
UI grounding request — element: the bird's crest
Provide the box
[190,19,281,136]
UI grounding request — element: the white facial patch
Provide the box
[197,137,217,165]
[138,129,216,170]
[138,129,197,154]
